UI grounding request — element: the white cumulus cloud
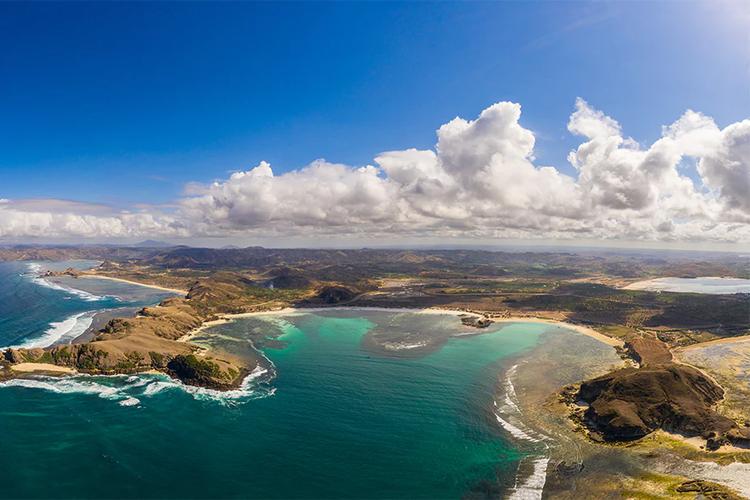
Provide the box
[2,98,748,245]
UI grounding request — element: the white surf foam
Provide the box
[141,379,178,396]
[502,365,522,413]
[180,365,272,403]
[31,276,112,302]
[494,365,541,442]
[0,367,275,407]
[0,362,275,407]
[25,263,43,274]
[25,263,114,302]
[11,312,94,349]
[494,413,542,443]
[493,364,554,498]
[507,456,550,500]
[0,376,121,399]
[137,365,273,402]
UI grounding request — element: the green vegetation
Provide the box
[149,351,165,367]
[168,354,222,380]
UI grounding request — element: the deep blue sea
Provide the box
[0,261,621,499]
[0,261,179,348]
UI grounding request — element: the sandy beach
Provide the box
[494,316,624,347]
[10,363,77,374]
[86,275,188,295]
[178,305,623,348]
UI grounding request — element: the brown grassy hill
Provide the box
[4,278,267,389]
[470,265,508,277]
[662,262,737,278]
[578,363,750,449]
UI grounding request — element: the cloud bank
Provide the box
[2,99,749,244]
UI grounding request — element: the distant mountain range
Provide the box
[131,240,178,248]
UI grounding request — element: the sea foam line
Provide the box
[7,263,119,349]
[495,364,552,499]
[507,457,550,500]
[0,376,122,399]
[494,413,542,443]
[9,312,94,350]
[0,366,275,406]
[494,365,540,442]
[30,275,112,302]
[503,365,522,413]
[144,364,274,404]
[25,263,115,302]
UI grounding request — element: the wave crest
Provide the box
[9,312,94,349]
[0,367,275,407]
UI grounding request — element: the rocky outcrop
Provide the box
[460,315,494,328]
[6,336,193,372]
[676,480,745,500]
[45,267,85,278]
[318,285,358,303]
[577,364,750,448]
[4,349,25,364]
[167,354,247,390]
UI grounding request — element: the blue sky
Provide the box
[1,1,748,248]
[1,1,746,207]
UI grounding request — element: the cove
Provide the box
[0,309,563,499]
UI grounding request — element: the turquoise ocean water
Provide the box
[0,261,572,499]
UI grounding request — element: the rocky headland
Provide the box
[571,338,750,451]
[4,283,255,390]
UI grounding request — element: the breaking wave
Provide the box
[25,263,115,302]
[10,312,94,349]
[507,457,551,500]
[0,366,275,407]
[494,364,551,500]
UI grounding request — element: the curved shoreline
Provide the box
[10,301,744,497]
[84,275,188,295]
[72,275,623,349]
[178,305,624,348]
